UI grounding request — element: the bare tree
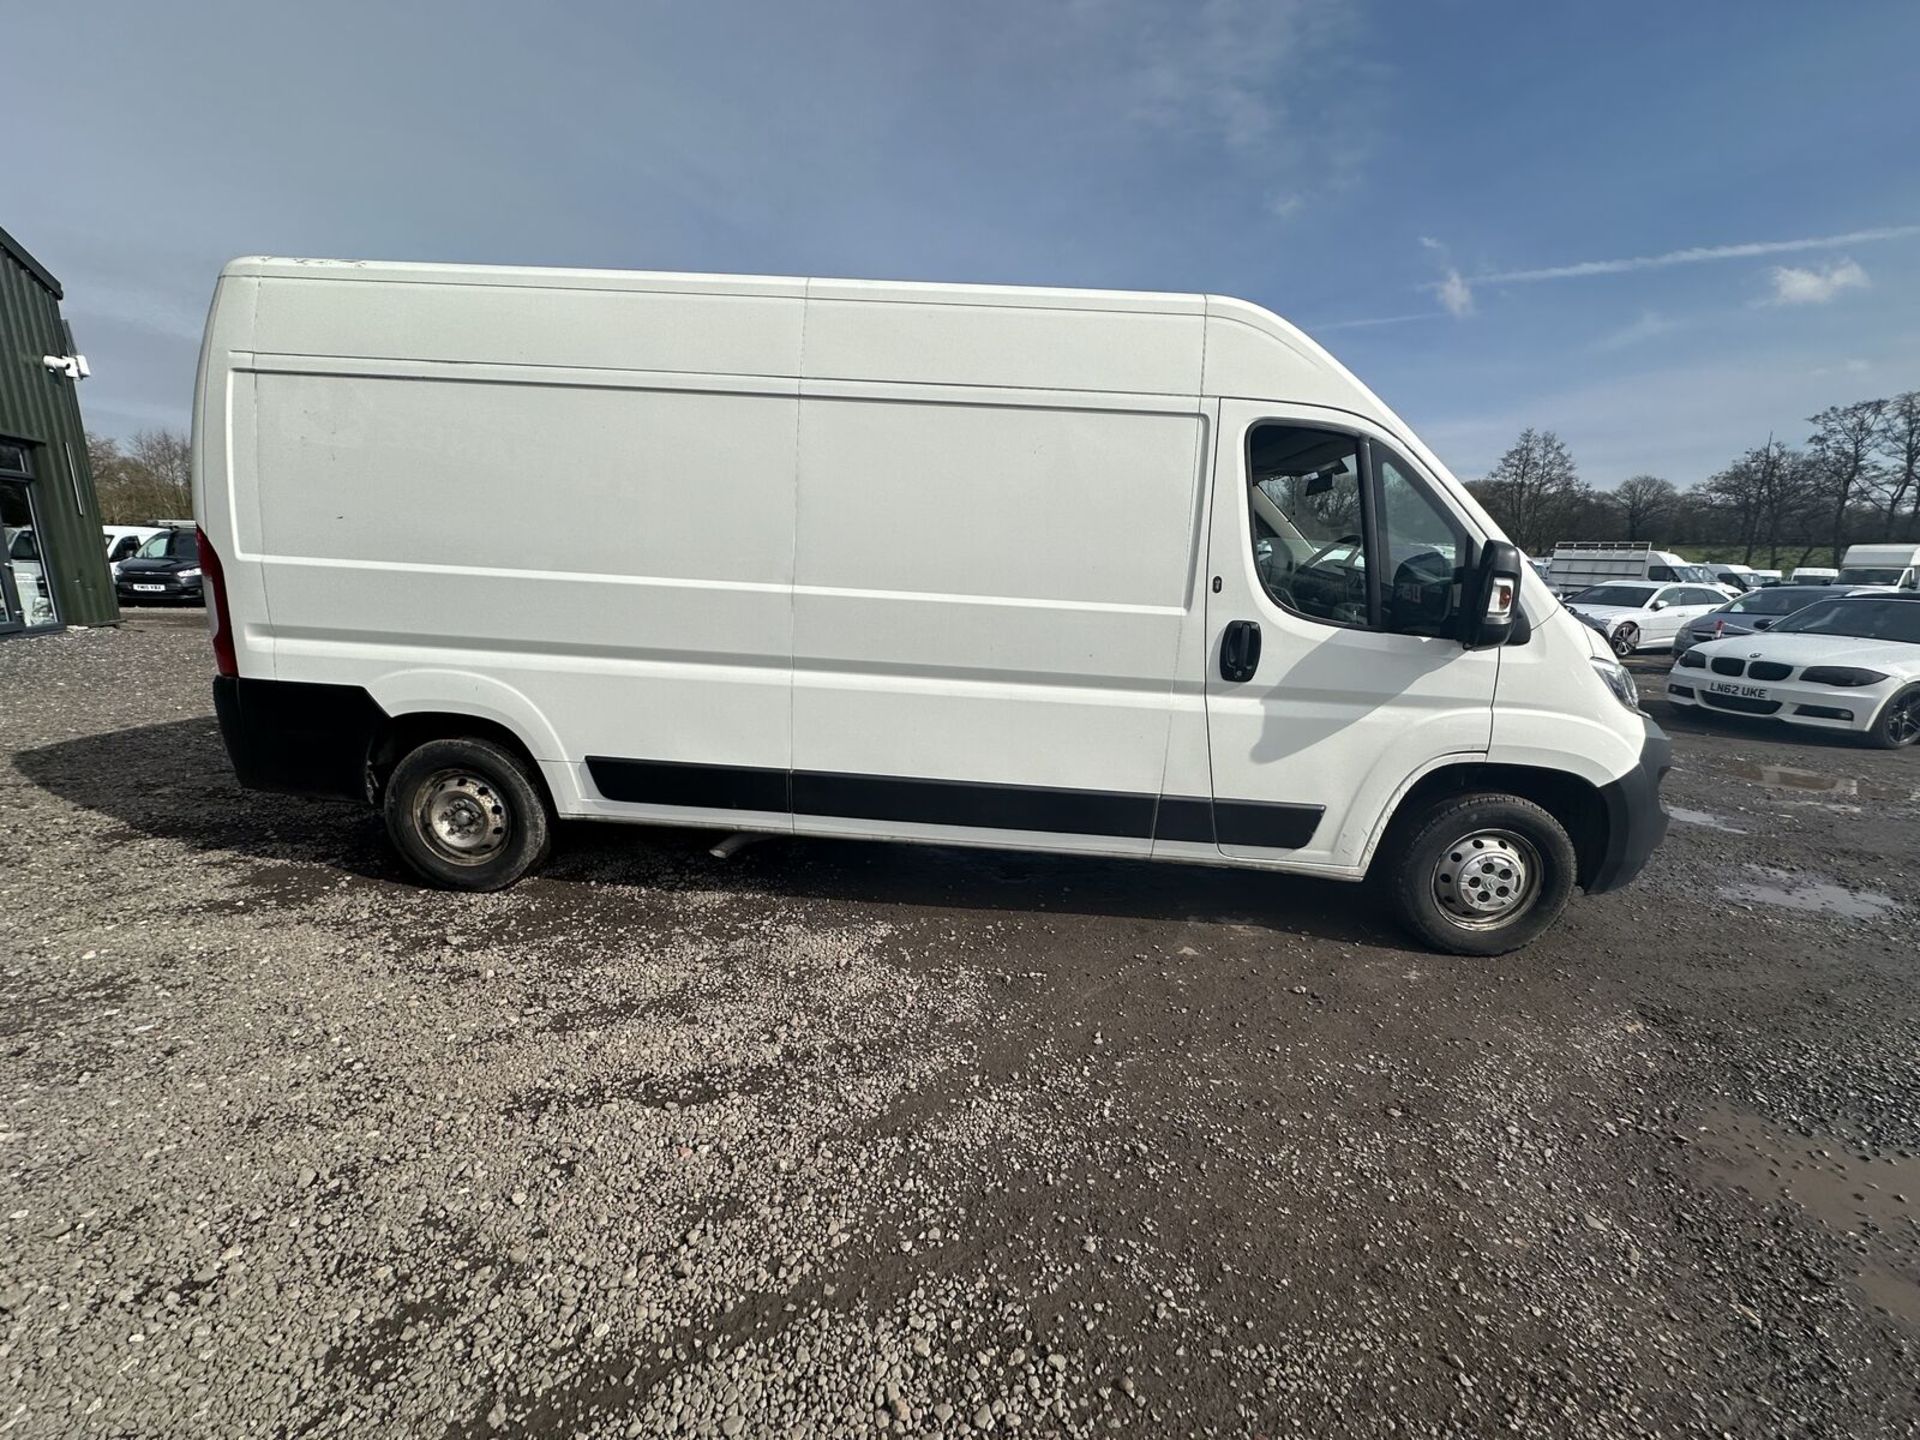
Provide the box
[88,428,193,523]
[1474,427,1580,553]
[1611,474,1677,541]
[129,430,192,507]
[1808,400,1887,564]
[1703,448,1767,561]
[1876,391,1920,540]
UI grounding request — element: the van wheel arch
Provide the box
[367,711,553,812]
[1375,763,1610,890]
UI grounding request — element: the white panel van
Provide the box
[192,259,1668,954]
[1839,544,1920,589]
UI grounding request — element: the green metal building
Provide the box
[1,223,116,633]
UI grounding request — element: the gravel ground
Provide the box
[3,613,1917,1438]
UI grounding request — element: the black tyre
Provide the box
[1865,685,1920,750]
[1384,792,1578,956]
[1610,622,1639,658]
[383,737,552,891]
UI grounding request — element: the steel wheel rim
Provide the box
[1432,829,1542,931]
[1610,624,1637,657]
[417,770,511,863]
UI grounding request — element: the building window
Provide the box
[0,444,58,631]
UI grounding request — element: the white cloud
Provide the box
[1081,0,1376,197]
[1415,237,1473,318]
[1764,258,1869,305]
[1313,310,1451,332]
[1473,224,1920,285]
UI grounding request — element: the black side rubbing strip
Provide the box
[795,770,1155,838]
[586,757,790,813]
[1152,796,1216,844]
[585,757,1323,850]
[1211,799,1324,850]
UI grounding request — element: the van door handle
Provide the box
[1220,620,1261,683]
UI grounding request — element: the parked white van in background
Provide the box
[192,259,1668,954]
[1839,544,1920,589]
[1791,566,1840,585]
[1547,542,1735,599]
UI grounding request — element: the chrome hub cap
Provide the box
[419,771,510,863]
[1433,829,1540,930]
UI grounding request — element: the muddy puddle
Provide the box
[1695,1108,1919,1328]
[1720,865,1898,921]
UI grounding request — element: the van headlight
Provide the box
[1590,655,1639,712]
[176,568,202,581]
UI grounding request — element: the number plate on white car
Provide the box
[1707,681,1768,699]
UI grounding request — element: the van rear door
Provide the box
[1200,402,1496,867]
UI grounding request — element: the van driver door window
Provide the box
[1247,428,1367,626]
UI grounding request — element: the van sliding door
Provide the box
[786,388,1206,853]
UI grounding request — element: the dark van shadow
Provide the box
[16,719,1395,945]
[13,717,408,883]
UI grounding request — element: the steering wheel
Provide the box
[1301,533,1364,573]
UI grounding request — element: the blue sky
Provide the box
[9,0,1918,487]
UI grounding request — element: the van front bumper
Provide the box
[1585,722,1671,894]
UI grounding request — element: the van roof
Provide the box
[220,255,1211,311]
[1842,544,1920,562]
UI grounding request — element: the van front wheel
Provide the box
[1385,793,1576,955]
[383,737,553,891]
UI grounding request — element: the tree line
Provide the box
[1467,389,1920,567]
[88,430,193,524]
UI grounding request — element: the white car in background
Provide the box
[1565,580,1731,657]
[1670,593,1920,747]
[103,525,166,579]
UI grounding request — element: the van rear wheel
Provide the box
[1385,792,1576,955]
[383,737,552,891]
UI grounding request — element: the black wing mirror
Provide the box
[1464,540,1523,649]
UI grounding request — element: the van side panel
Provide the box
[789,384,1204,853]
[242,275,805,825]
